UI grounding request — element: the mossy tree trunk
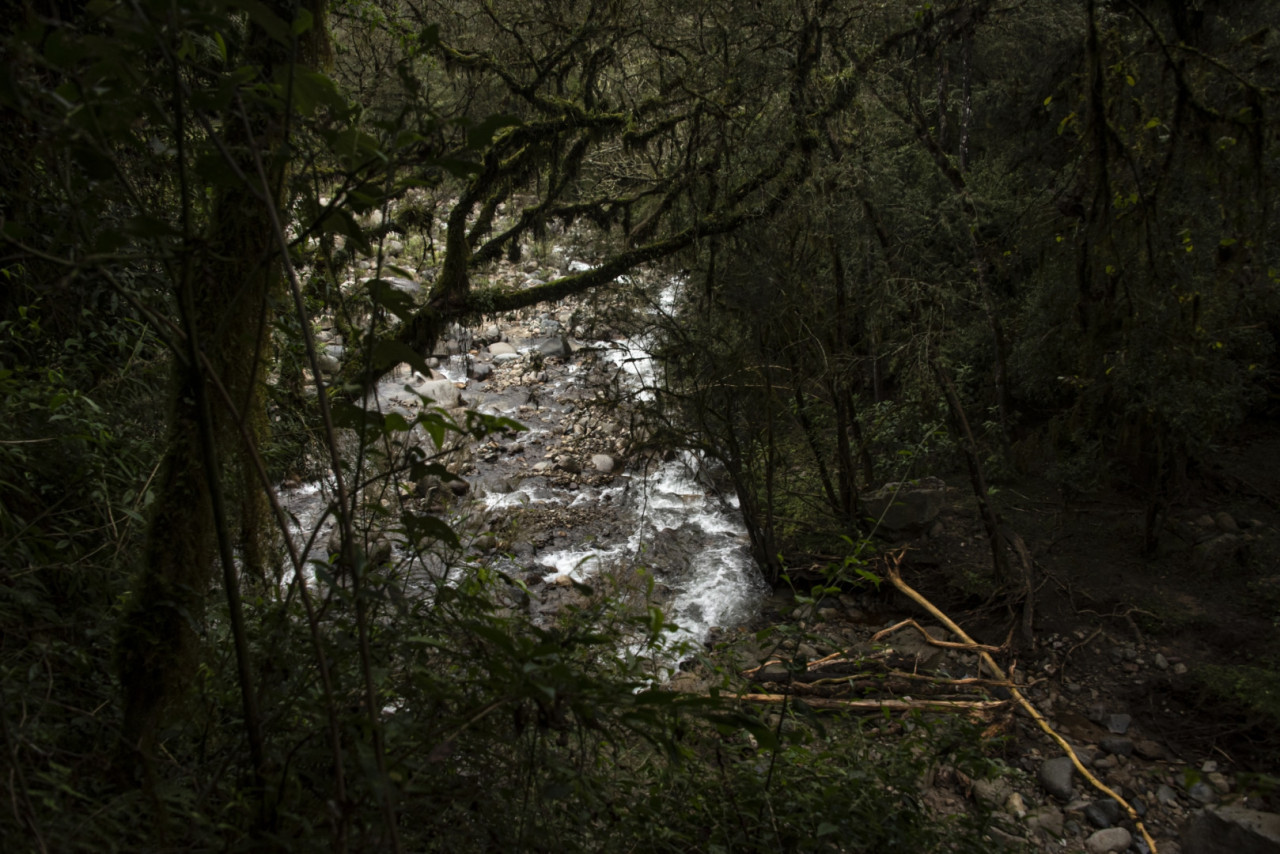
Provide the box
[116,0,329,769]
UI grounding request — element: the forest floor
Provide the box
[699,422,1280,853]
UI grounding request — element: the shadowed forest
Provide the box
[3,1,1279,851]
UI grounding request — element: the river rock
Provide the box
[317,352,341,374]
[859,476,945,535]
[1084,798,1122,828]
[1026,805,1064,836]
[1183,804,1280,854]
[418,379,462,409]
[1085,827,1131,854]
[557,456,582,474]
[592,453,616,474]
[470,361,493,381]
[1038,756,1076,801]
[534,336,569,359]
[489,341,517,356]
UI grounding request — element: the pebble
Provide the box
[1157,784,1179,806]
[1154,652,1169,670]
[1085,826,1132,854]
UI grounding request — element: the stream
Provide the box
[280,286,769,664]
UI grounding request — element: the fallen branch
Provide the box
[884,553,1158,854]
[871,618,1003,652]
[739,694,1009,715]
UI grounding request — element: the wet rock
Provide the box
[470,361,493,381]
[1157,784,1179,805]
[1085,827,1131,854]
[592,453,616,474]
[1039,756,1076,801]
[557,456,582,474]
[859,477,945,535]
[1183,805,1280,854]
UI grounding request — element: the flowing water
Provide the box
[280,286,768,662]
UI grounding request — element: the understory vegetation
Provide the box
[3,0,1279,850]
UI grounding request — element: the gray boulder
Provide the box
[489,341,517,356]
[533,336,569,359]
[859,477,945,535]
[1184,804,1280,854]
[417,379,461,409]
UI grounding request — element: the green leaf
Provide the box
[289,68,346,117]
[292,7,313,35]
[319,207,372,255]
[402,511,459,548]
[369,339,430,379]
[365,280,418,323]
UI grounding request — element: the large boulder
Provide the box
[417,379,461,408]
[1183,804,1280,854]
[488,341,518,356]
[859,477,945,536]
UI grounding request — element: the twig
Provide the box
[871,618,1003,652]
